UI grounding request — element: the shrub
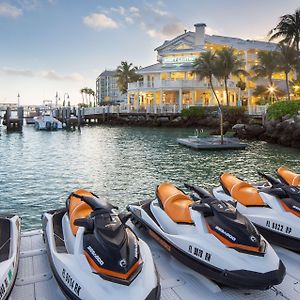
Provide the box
[181,106,205,120]
[267,100,300,120]
[221,106,246,123]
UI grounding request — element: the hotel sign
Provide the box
[162,55,197,64]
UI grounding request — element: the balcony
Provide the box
[128,79,236,91]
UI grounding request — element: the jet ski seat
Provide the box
[68,189,93,235]
[277,167,300,186]
[156,182,193,223]
[220,173,265,207]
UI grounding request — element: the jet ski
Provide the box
[127,182,285,290]
[0,215,21,300]
[213,172,300,252]
[276,166,300,186]
[42,189,160,300]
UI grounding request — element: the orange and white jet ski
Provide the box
[213,172,300,252]
[42,189,160,300]
[128,182,285,290]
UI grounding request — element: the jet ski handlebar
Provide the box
[71,193,118,212]
[257,171,282,187]
[184,183,211,199]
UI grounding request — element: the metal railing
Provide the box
[128,79,236,91]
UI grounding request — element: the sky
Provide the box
[0,0,299,105]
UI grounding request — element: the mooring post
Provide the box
[6,107,11,130]
[17,106,24,127]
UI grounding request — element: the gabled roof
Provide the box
[155,32,277,53]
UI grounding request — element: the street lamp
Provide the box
[55,92,59,107]
[63,92,69,107]
[17,93,20,107]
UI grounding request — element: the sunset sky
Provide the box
[0,0,299,105]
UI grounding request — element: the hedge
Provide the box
[267,100,300,120]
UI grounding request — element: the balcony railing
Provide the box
[128,79,236,91]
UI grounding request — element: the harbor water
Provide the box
[0,125,299,229]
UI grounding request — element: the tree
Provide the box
[80,88,85,104]
[269,8,300,52]
[251,51,278,86]
[116,61,142,94]
[277,44,299,100]
[291,76,300,96]
[193,50,224,144]
[215,47,248,106]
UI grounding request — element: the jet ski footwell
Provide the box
[8,229,300,300]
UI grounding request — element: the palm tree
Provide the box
[80,88,85,105]
[193,50,224,144]
[277,44,299,100]
[116,61,142,94]
[269,8,300,52]
[251,51,278,86]
[291,76,300,96]
[215,47,248,106]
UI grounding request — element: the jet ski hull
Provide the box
[43,208,160,300]
[0,215,21,300]
[128,200,285,290]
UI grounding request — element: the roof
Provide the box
[98,70,117,77]
[156,32,277,53]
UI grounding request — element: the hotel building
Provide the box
[128,23,283,111]
[96,70,127,104]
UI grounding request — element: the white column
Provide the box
[160,90,163,107]
[210,91,214,106]
[179,88,183,112]
[192,90,195,105]
[136,92,140,111]
[153,93,157,113]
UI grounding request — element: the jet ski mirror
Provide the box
[191,203,214,217]
[74,218,94,232]
[118,211,132,224]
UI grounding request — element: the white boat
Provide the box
[34,113,63,130]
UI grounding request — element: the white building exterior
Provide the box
[128,23,280,112]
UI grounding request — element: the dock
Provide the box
[10,226,300,300]
[177,136,247,150]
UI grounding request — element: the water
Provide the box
[0,125,299,230]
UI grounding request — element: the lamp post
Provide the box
[64,92,69,107]
[55,92,59,107]
[17,93,20,107]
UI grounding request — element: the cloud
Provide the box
[0,3,22,18]
[1,67,84,81]
[83,13,118,30]
[145,2,169,17]
[18,0,39,11]
[144,20,185,40]
[111,6,126,16]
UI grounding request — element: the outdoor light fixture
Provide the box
[268,86,276,93]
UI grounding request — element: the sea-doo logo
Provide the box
[292,205,300,212]
[215,226,236,242]
[119,259,127,268]
[87,246,104,266]
[134,239,139,259]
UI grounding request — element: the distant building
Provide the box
[128,23,291,110]
[96,70,126,104]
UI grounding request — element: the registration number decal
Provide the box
[62,268,82,296]
[266,220,292,234]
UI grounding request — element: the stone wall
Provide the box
[232,114,300,149]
